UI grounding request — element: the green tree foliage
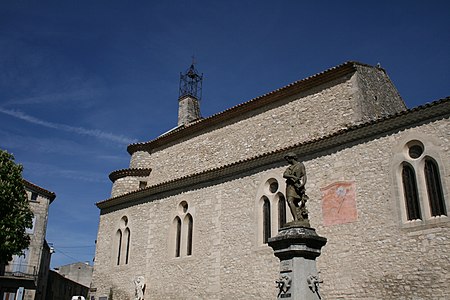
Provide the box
[0,149,33,265]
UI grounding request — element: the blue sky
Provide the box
[1,1,449,268]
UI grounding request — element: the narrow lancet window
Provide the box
[124,228,131,264]
[263,197,271,243]
[424,158,446,216]
[278,195,286,229]
[402,164,421,220]
[186,214,193,256]
[116,230,122,265]
[175,217,181,257]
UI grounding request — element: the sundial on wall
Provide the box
[321,181,358,226]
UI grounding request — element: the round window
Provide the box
[266,178,279,194]
[407,141,424,159]
[179,201,189,213]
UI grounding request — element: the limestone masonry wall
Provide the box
[353,65,406,121]
[92,115,449,299]
[310,118,450,300]
[111,175,149,198]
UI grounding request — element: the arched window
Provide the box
[124,228,131,264]
[186,214,193,256]
[278,194,287,229]
[256,177,287,245]
[175,217,181,258]
[394,139,448,226]
[424,158,446,216]
[115,216,130,265]
[172,202,195,258]
[263,197,271,244]
[116,230,122,265]
[402,164,421,220]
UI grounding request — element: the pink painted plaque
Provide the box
[321,181,357,226]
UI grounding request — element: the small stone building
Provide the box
[46,268,89,300]
[54,262,93,289]
[90,62,450,299]
[1,180,56,300]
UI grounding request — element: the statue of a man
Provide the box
[283,152,310,226]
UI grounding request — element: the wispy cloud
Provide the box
[23,161,107,183]
[0,107,137,145]
[3,89,103,106]
[0,130,91,156]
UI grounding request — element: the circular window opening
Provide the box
[121,216,128,227]
[265,178,279,194]
[407,141,424,159]
[179,201,188,213]
[269,182,279,193]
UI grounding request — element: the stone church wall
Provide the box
[310,118,450,299]
[92,115,449,299]
[117,68,404,198]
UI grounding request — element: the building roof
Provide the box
[127,61,374,155]
[23,179,56,203]
[109,168,152,183]
[97,96,450,210]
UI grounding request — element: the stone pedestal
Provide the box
[268,225,327,300]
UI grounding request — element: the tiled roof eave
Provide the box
[23,180,56,202]
[96,97,450,211]
[109,168,152,182]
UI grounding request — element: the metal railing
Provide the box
[3,263,37,280]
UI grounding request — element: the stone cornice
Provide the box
[23,180,56,203]
[108,168,152,182]
[96,97,450,210]
[127,61,369,155]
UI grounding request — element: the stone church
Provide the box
[90,61,449,299]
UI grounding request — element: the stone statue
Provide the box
[133,276,145,300]
[283,152,310,227]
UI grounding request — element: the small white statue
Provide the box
[134,276,145,300]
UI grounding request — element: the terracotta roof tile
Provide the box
[23,179,56,203]
[109,168,152,182]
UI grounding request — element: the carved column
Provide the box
[268,225,327,300]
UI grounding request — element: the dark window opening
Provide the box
[263,197,271,244]
[402,164,421,220]
[278,195,286,229]
[116,230,122,265]
[424,159,446,216]
[175,217,181,257]
[31,192,38,201]
[125,228,131,264]
[186,214,193,256]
